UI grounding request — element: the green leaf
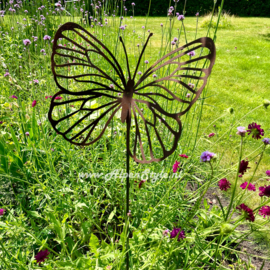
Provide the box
[89,233,99,256]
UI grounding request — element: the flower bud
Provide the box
[227,107,234,114]
[263,99,270,109]
[220,222,235,235]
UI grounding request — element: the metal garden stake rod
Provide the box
[48,22,216,269]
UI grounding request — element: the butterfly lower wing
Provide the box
[48,91,121,145]
[127,98,182,163]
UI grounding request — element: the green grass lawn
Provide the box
[1,13,270,268]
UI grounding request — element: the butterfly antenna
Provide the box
[119,36,131,80]
[132,33,153,81]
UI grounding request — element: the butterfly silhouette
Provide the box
[48,22,216,164]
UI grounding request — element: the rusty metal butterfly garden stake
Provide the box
[48,22,216,268]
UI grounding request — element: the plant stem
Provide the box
[125,115,130,270]
[225,136,243,221]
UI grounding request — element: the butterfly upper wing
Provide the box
[127,37,216,163]
[49,22,124,145]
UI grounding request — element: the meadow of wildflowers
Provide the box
[0,0,270,269]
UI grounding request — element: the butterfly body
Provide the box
[121,79,135,123]
[49,22,216,163]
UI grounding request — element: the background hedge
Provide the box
[132,0,270,17]
[1,0,269,17]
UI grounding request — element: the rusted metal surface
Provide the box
[48,22,216,163]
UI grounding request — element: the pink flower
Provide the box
[266,170,270,177]
[23,39,31,46]
[55,96,62,100]
[172,161,180,173]
[32,100,37,107]
[0,209,6,215]
[259,206,270,219]
[11,95,18,99]
[187,51,196,57]
[240,182,256,191]
[179,154,188,158]
[208,133,215,138]
[186,93,191,98]
[4,72,10,77]
[177,15,185,21]
[218,178,231,191]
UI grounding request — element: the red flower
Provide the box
[239,160,250,175]
[236,203,255,222]
[139,179,146,189]
[35,249,50,265]
[218,178,231,191]
[247,122,264,140]
[179,154,188,158]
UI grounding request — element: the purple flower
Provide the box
[23,39,31,46]
[200,151,215,162]
[131,2,135,6]
[259,206,270,219]
[240,182,256,191]
[196,12,199,16]
[208,132,215,138]
[153,74,157,78]
[262,138,270,145]
[172,161,180,173]
[236,204,255,222]
[25,132,30,136]
[35,249,50,265]
[170,227,185,241]
[24,10,28,13]
[186,93,191,98]
[11,95,18,99]
[144,60,149,64]
[236,126,247,137]
[43,35,51,41]
[40,49,45,53]
[218,178,231,191]
[109,84,114,89]
[239,160,250,175]
[160,23,163,27]
[177,15,185,21]
[138,71,142,75]
[33,79,39,84]
[55,96,62,100]
[247,122,264,140]
[259,185,270,197]
[119,25,126,30]
[0,209,6,216]
[171,41,176,46]
[187,51,196,57]
[4,72,10,77]
[32,100,37,107]
[266,170,270,177]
